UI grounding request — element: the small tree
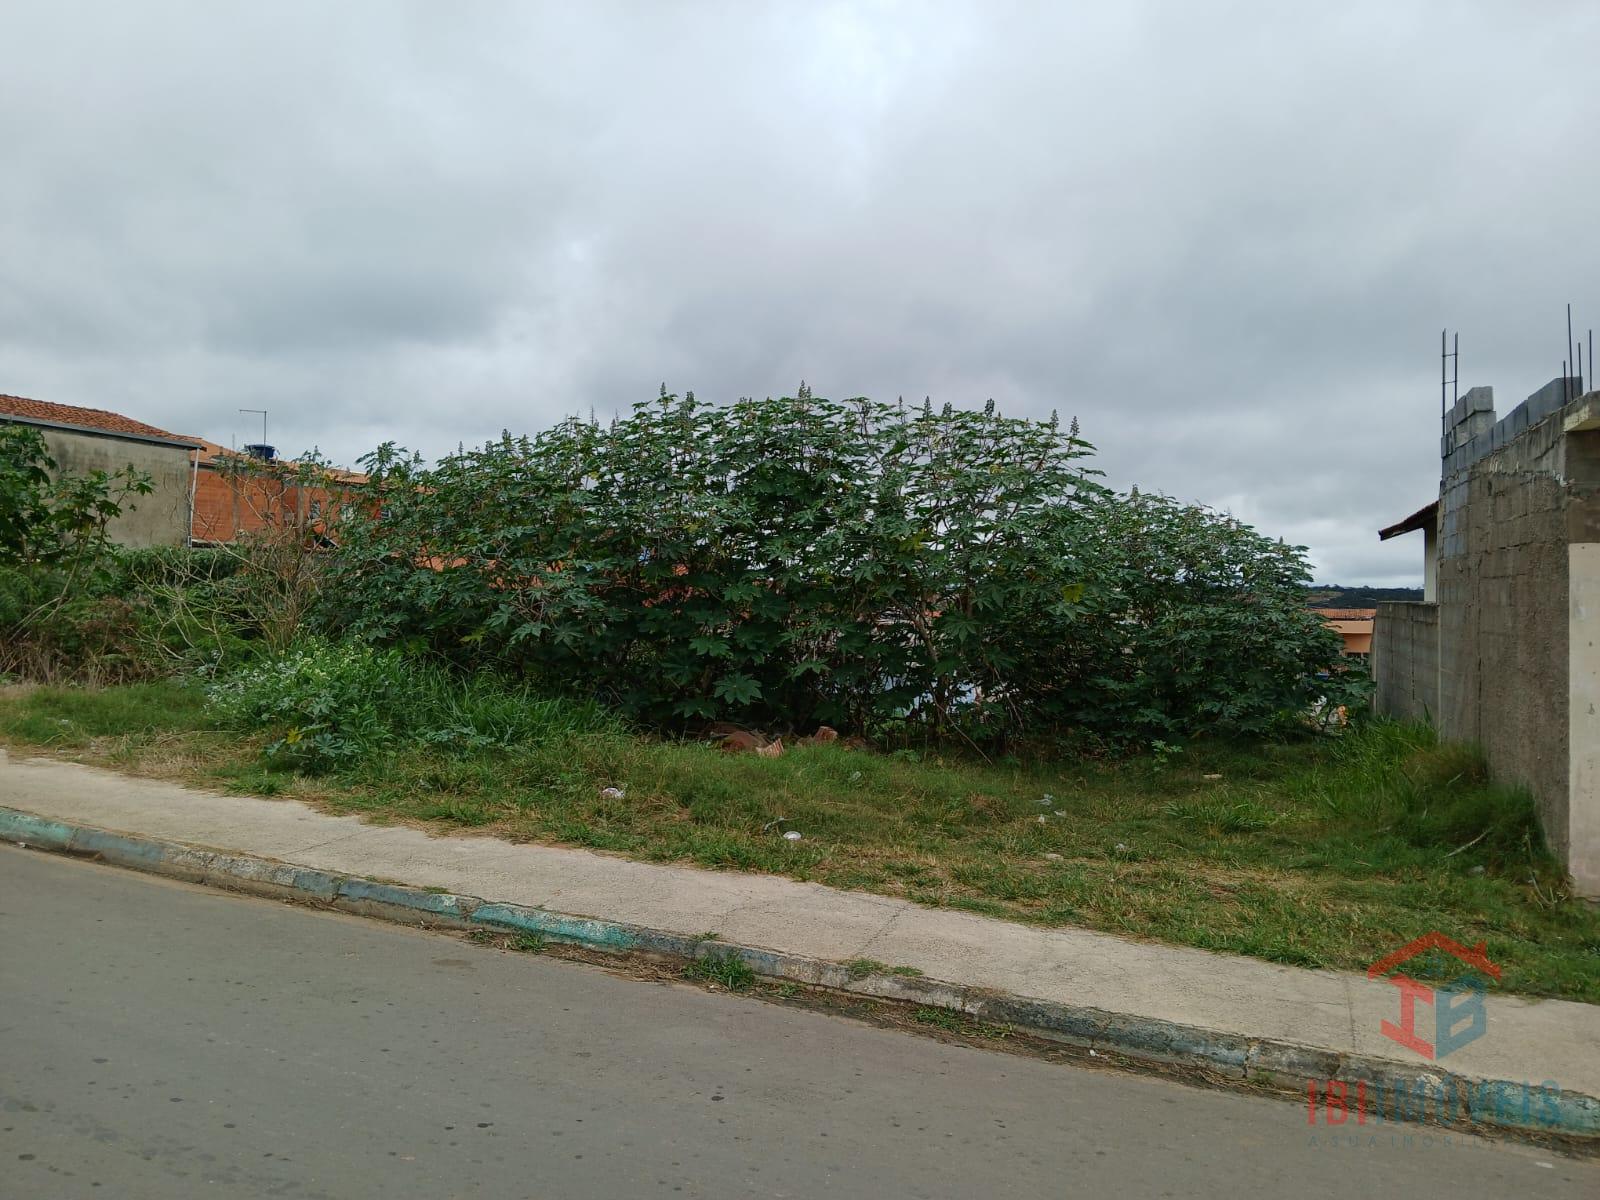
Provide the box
[0,423,155,681]
[0,424,153,570]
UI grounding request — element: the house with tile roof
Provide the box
[1,392,368,549]
[0,393,202,549]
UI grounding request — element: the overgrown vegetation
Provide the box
[206,638,613,771]
[2,423,160,683]
[0,424,324,683]
[5,391,1360,744]
[319,389,1357,746]
[6,395,1369,748]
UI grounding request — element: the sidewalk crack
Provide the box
[853,904,912,959]
[1342,973,1359,1046]
[287,831,366,855]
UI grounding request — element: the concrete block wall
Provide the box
[1379,377,1600,890]
[1426,379,1600,887]
[1437,467,1571,849]
[1371,601,1438,723]
[1439,378,1580,482]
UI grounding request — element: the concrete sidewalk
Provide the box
[4,747,1598,1136]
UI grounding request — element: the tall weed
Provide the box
[207,639,615,771]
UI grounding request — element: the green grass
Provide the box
[3,680,1598,1003]
[683,952,756,990]
[912,1007,1013,1039]
[0,680,208,745]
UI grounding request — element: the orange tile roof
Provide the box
[0,392,200,447]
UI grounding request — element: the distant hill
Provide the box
[1306,585,1423,607]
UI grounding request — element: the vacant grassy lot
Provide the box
[3,679,1597,1002]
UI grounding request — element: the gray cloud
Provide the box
[2,0,1596,584]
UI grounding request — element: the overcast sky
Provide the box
[3,2,1597,584]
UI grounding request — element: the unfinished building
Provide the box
[1374,376,1600,897]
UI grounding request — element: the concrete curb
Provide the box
[5,803,1595,1143]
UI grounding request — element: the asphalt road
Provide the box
[1,846,1593,1199]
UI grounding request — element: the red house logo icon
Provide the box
[1366,932,1501,1060]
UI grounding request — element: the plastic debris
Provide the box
[760,816,805,842]
[599,786,626,800]
[1202,773,1223,781]
[1054,810,1066,817]
[1037,815,1048,824]
[1468,865,1486,876]
[1044,852,1064,862]
[1037,794,1054,805]
[1114,842,1129,853]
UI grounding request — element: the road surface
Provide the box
[1,845,1592,1198]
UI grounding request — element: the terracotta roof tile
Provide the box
[0,393,200,446]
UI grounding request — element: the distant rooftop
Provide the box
[191,437,366,484]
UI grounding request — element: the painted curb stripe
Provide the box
[1,803,1593,1140]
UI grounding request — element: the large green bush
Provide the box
[317,389,1346,745]
[1061,489,1361,739]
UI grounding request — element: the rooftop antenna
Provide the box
[1568,304,1577,403]
[238,407,274,461]
[239,408,266,448]
[1440,329,1458,433]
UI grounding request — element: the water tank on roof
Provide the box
[243,443,277,461]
